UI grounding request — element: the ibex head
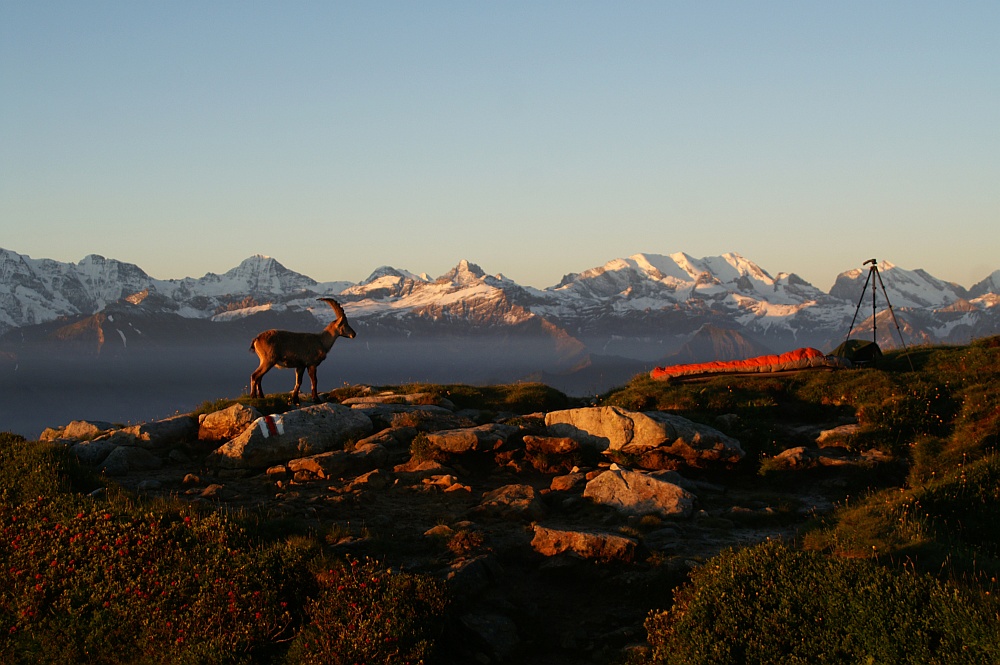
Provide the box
[318,297,356,339]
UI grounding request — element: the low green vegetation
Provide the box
[610,337,1000,664]
[285,556,448,665]
[644,540,1000,665]
[0,434,447,664]
[603,336,999,465]
[338,381,574,414]
[4,338,1000,663]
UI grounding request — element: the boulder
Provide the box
[63,420,115,440]
[198,403,261,441]
[40,420,115,442]
[643,526,681,551]
[357,425,415,446]
[99,446,163,477]
[286,442,388,480]
[545,406,744,469]
[426,423,520,455]
[71,439,118,466]
[531,525,638,562]
[124,414,199,450]
[445,554,502,597]
[460,612,520,663]
[473,484,546,521]
[523,434,581,474]
[583,467,696,518]
[357,426,417,464]
[545,406,636,451]
[206,403,373,469]
[349,469,392,490]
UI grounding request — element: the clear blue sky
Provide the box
[2,2,997,291]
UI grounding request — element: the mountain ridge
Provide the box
[1,247,997,359]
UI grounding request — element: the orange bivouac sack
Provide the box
[650,347,845,381]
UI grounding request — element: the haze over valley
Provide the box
[2,247,997,437]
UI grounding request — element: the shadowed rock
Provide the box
[100,446,163,477]
[125,414,199,450]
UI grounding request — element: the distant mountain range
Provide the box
[1,246,997,436]
[2,247,998,357]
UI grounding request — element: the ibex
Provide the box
[249,297,356,405]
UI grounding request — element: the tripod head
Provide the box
[864,258,877,267]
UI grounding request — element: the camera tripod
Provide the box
[843,258,913,369]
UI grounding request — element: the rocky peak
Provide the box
[362,266,412,284]
[439,260,487,286]
[220,255,317,295]
[970,270,1000,299]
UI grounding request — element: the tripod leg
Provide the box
[844,267,875,347]
[873,267,915,370]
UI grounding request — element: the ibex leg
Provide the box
[307,365,320,402]
[291,367,305,405]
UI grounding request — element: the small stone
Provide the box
[200,484,224,498]
[424,524,455,538]
[550,473,587,492]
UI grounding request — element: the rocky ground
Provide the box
[40,389,884,665]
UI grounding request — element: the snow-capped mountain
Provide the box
[829,261,969,309]
[1,247,997,360]
[0,250,352,333]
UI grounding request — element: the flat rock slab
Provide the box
[207,402,373,469]
[344,392,457,410]
[531,525,638,562]
[545,406,744,468]
[583,467,696,518]
[426,423,520,455]
[767,445,888,470]
[473,484,546,521]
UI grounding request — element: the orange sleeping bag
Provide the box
[651,347,846,381]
